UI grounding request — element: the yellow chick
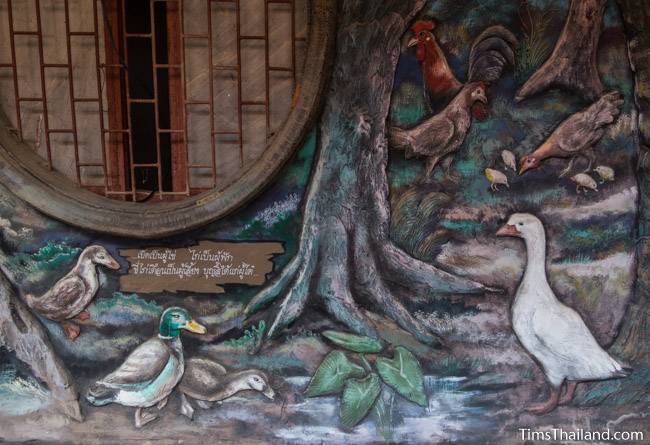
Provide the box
[594,165,615,183]
[485,168,509,192]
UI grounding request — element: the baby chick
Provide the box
[501,150,517,171]
[594,165,615,183]
[485,168,509,192]
[571,173,598,194]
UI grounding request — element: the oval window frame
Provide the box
[0,0,335,239]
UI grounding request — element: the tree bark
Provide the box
[0,269,82,421]
[610,0,650,365]
[516,0,606,102]
[244,0,496,346]
[576,0,650,406]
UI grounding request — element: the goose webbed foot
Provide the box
[525,386,561,414]
[76,310,90,321]
[180,393,195,420]
[134,407,158,428]
[558,381,578,406]
[62,321,81,341]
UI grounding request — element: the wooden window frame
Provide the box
[0,0,335,238]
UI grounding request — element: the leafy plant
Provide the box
[224,320,267,350]
[306,331,427,431]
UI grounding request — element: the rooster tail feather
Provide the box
[468,25,518,84]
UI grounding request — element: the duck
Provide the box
[24,245,120,340]
[178,356,275,420]
[86,307,206,428]
[497,213,631,414]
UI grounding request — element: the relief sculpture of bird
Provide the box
[390,82,489,182]
[407,19,518,117]
[391,21,517,182]
[518,91,624,178]
[24,245,120,341]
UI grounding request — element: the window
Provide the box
[0,0,333,236]
[0,0,310,201]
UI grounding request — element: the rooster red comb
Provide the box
[411,20,435,35]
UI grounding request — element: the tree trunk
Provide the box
[516,0,606,102]
[0,269,82,421]
[576,0,650,406]
[244,0,495,346]
[611,0,650,365]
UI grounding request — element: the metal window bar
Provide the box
[1,0,305,201]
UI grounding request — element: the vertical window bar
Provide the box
[34,0,53,169]
[120,0,137,201]
[150,0,163,200]
[6,0,22,139]
[63,0,82,184]
[235,0,243,168]
[207,0,217,187]
[93,0,110,195]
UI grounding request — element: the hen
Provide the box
[408,20,517,118]
[390,83,488,181]
[392,21,517,181]
[518,91,623,177]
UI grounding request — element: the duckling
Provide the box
[179,356,275,420]
[485,168,509,191]
[497,214,631,414]
[86,307,206,428]
[24,245,120,340]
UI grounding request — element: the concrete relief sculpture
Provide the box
[0,0,649,443]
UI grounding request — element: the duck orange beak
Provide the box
[496,224,520,237]
[183,319,207,334]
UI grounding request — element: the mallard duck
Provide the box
[24,245,120,340]
[178,356,275,420]
[86,307,206,428]
[497,213,631,414]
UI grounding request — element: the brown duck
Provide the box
[24,245,120,340]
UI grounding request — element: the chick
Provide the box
[571,173,598,194]
[485,168,509,192]
[593,165,615,183]
[501,150,517,171]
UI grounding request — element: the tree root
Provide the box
[515,0,606,102]
[0,269,82,421]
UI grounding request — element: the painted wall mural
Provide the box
[1,0,649,444]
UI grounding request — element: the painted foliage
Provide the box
[0,0,649,443]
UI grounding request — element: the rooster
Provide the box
[408,20,517,118]
[518,91,623,177]
[389,82,488,181]
[393,21,517,181]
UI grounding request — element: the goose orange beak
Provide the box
[184,319,207,334]
[496,224,520,237]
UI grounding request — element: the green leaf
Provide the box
[304,351,365,397]
[321,330,384,353]
[340,373,381,429]
[376,346,427,406]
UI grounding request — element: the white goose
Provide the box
[497,213,631,414]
